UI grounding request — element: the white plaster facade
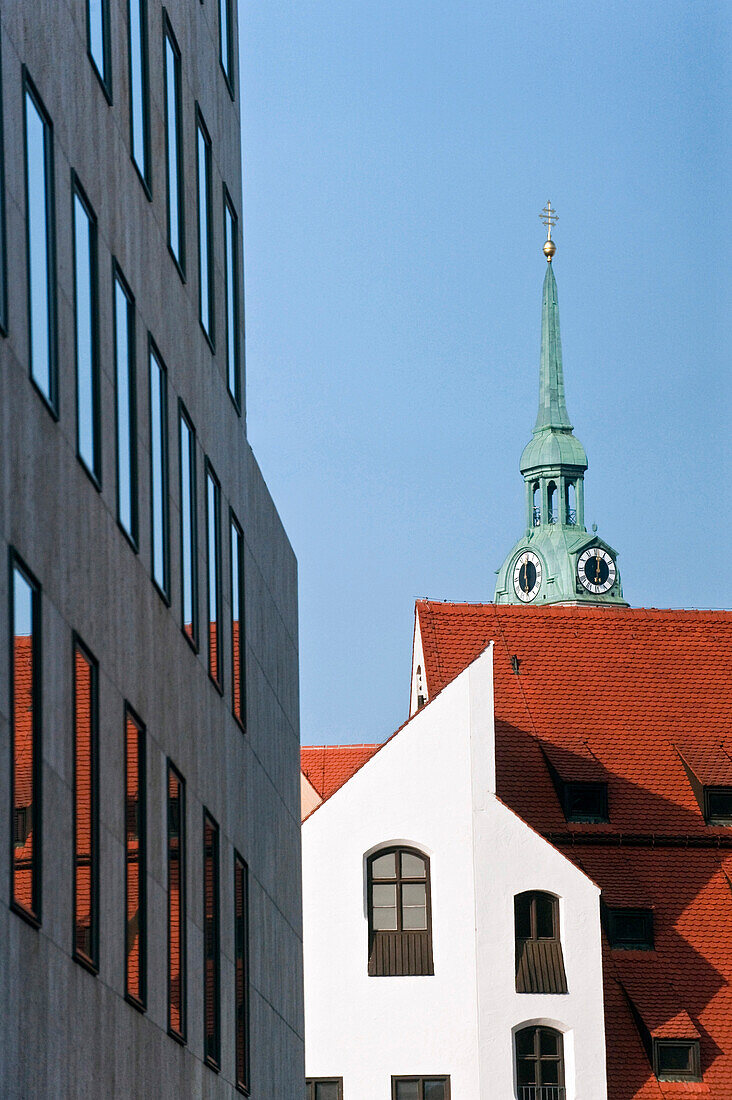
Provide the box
[302,646,608,1099]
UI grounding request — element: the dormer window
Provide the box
[562,781,608,823]
[604,906,654,950]
[704,787,732,825]
[654,1039,701,1082]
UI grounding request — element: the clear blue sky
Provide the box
[239,1,730,747]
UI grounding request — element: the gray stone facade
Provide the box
[0,0,304,1096]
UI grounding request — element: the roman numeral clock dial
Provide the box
[513,551,542,602]
[578,547,616,595]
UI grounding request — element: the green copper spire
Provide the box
[534,264,573,432]
[493,205,627,608]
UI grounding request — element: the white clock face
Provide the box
[578,547,616,594]
[513,551,542,602]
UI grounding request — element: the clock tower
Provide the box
[494,205,627,606]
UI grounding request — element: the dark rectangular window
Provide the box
[113,263,138,546]
[514,891,568,994]
[230,514,245,728]
[562,780,608,823]
[10,553,42,925]
[196,107,214,345]
[179,404,198,647]
[218,0,235,96]
[163,13,184,275]
[223,187,241,408]
[206,463,222,688]
[87,0,112,101]
[23,72,57,413]
[392,1078,451,1100]
[150,340,170,599]
[73,637,99,970]
[0,29,8,335]
[605,906,654,950]
[125,706,146,1008]
[306,1082,343,1100]
[234,853,249,1093]
[72,176,101,485]
[654,1039,701,1082]
[128,0,151,192]
[704,787,732,824]
[167,762,186,1041]
[203,811,220,1070]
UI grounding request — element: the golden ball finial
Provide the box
[539,200,558,262]
[543,238,556,261]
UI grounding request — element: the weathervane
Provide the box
[539,200,558,262]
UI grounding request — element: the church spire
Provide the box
[534,203,572,433]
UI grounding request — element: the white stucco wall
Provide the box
[303,646,608,1099]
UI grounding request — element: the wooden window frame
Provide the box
[23,68,58,418]
[178,401,198,651]
[514,890,568,995]
[234,852,250,1094]
[124,703,147,1011]
[391,1076,451,1100]
[367,845,434,977]
[306,1081,344,1100]
[515,1025,565,1089]
[112,260,138,550]
[203,809,221,1071]
[167,760,186,1042]
[9,549,43,928]
[71,172,102,488]
[72,634,100,973]
[653,1038,701,1082]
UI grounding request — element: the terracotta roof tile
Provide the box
[301,744,381,802]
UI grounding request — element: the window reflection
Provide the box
[73,184,100,480]
[179,409,197,644]
[234,854,249,1091]
[203,812,220,1067]
[114,267,137,542]
[125,709,145,1005]
[129,0,150,186]
[74,641,98,967]
[168,764,186,1039]
[12,560,40,920]
[219,0,234,92]
[206,465,221,685]
[87,0,110,91]
[196,111,213,341]
[24,79,57,409]
[164,20,184,268]
[150,343,169,596]
[231,516,245,725]
[224,191,240,405]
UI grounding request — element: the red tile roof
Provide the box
[416,601,732,1098]
[301,744,381,802]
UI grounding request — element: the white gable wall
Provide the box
[303,645,608,1099]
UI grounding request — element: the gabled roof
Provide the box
[301,743,381,803]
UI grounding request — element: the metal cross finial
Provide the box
[539,201,558,261]
[540,200,558,240]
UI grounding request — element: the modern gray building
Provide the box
[0,0,304,1095]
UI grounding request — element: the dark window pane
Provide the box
[179,411,197,642]
[517,1059,536,1085]
[150,346,168,595]
[235,856,249,1090]
[224,195,240,403]
[167,765,185,1038]
[540,1030,559,1056]
[125,712,145,1004]
[114,269,136,542]
[394,1083,420,1100]
[515,1029,535,1058]
[423,1082,447,1100]
[73,185,99,480]
[73,643,97,966]
[231,517,245,724]
[315,1084,340,1100]
[206,467,221,684]
[129,0,150,185]
[609,908,653,949]
[515,893,532,940]
[658,1044,692,1072]
[541,1060,561,1085]
[706,788,732,822]
[203,812,220,1066]
[11,562,40,919]
[535,893,555,939]
[565,781,607,822]
[24,81,56,408]
[196,111,213,340]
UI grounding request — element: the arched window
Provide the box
[532,482,540,527]
[514,891,567,994]
[547,482,558,524]
[565,481,576,525]
[515,1025,565,1097]
[367,846,433,976]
